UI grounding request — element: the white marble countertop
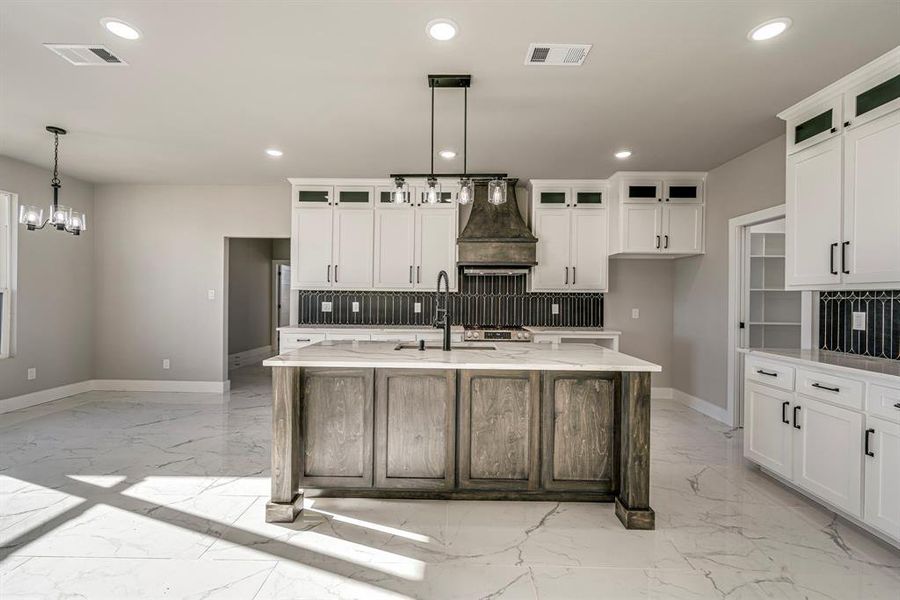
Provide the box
[264,341,661,372]
[278,325,464,333]
[740,348,900,381]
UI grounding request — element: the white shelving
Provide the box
[747,232,802,349]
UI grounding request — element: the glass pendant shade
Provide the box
[18,205,44,229]
[49,204,71,229]
[488,178,507,205]
[457,178,474,205]
[66,210,87,235]
[425,177,441,204]
[392,177,409,204]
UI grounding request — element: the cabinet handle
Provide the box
[565,266,569,285]
[327,264,331,282]
[829,242,838,275]
[665,198,669,202]
[792,406,801,430]
[756,369,778,377]
[841,241,850,274]
[409,265,413,284]
[811,382,840,393]
[830,127,837,133]
[894,402,900,410]
[844,121,851,127]
[334,265,338,282]
[781,401,790,424]
[656,235,660,249]
[572,266,576,285]
[664,234,669,249]
[864,428,875,457]
[417,265,420,283]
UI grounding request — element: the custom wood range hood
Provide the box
[457,178,538,268]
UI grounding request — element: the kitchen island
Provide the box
[262,341,661,529]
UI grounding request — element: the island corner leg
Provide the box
[266,366,304,523]
[616,370,655,530]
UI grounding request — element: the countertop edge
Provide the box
[740,348,900,383]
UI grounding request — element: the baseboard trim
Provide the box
[1,379,230,414]
[672,388,730,424]
[228,345,274,370]
[651,386,674,400]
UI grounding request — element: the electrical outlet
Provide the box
[321,301,332,313]
[162,358,170,370]
[852,311,866,331]
[352,301,360,313]
[414,302,422,313]
[551,303,560,315]
[207,289,216,300]
[632,308,640,319]
[27,367,37,381]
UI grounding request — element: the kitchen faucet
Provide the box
[433,270,452,351]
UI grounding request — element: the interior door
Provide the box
[532,210,571,290]
[793,396,863,517]
[292,208,333,288]
[415,209,456,291]
[662,205,703,254]
[842,110,900,285]
[374,208,415,289]
[785,137,843,287]
[743,382,793,479]
[622,204,661,253]
[571,209,608,291]
[332,208,374,289]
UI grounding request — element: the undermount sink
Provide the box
[393,343,498,351]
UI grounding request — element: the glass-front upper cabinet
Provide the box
[572,185,606,208]
[376,185,412,207]
[534,187,571,209]
[663,180,703,203]
[786,97,842,155]
[623,180,662,203]
[845,65,900,130]
[334,185,374,207]
[294,185,333,207]
[415,186,456,208]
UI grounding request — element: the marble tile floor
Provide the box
[1,365,898,599]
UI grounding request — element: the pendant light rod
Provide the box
[430,84,435,177]
[463,86,467,176]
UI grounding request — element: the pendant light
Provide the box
[18,126,86,236]
[457,85,474,205]
[392,176,409,204]
[488,178,507,205]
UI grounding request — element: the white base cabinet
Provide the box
[864,417,900,540]
[744,382,794,479]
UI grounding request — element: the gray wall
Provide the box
[672,135,786,408]
[0,156,94,400]
[92,184,290,383]
[228,238,273,355]
[605,259,674,389]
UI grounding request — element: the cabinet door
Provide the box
[621,204,661,253]
[541,371,617,492]
[785,136,843,287]
[532,210,571,290]
[842,110,900,285]
[571,209,608,291]
[623,181,662,203]
[334,185,374,207]
[292,208,333,288]
[294,185,333,207]
[786,98,842,155]
[793,396,863,517]
[662,205,702,254]
[534,188,571,209]
[299,368,374,488]
[374,209,415,289]
[845,65,900,130]
[332,208,374,289]
[864,417,900,540]
[743,382,793,479]
[415,209,456,290]
[663,180,703,203]
[458,370,541,490]
[374,369,455,489]
[572,187,605,208]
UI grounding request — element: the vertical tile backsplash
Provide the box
[819,291,899,360]
[298,270,603,328]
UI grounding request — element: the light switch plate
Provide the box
[414,302,422,313]
[551,303,560,315]
[207,289,216,300]
[162,358,170,370]
[27,367,37,381]
[352,301,360,313]
[321,301,332,313]
[632,308,640,319]
[852,311,866,331]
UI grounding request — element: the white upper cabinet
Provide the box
[785,137,843,287]
[623,179,662,203]
[373,209,415,289]
[332,208,374,289]
[662,179,704,203]
[294,185,333,207]
[842,110,900,285]
[292,207,333,288]
[662,205,703,254]
[571,209,608,290]
[779,48,900,290]
[415,209,456,290]
[534,186,572,209]
[621,204,660,253]
[532,210,572,290]
[334,185,374,208]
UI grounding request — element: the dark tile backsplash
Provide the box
[298,270,603,328]
[819,291,899,360]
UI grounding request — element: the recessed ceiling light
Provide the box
[748,17,792,41]
[427,18,458,41]
[438,149,457,160]
[614,150,632,159]
[100,18,141,40]
[265,148,283,157]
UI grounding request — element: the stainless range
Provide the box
[463,326,533,342]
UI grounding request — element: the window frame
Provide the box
[0,190,18,359]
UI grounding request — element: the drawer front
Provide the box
[796,368,864,411]
[280,333,326,350]
[326,333,372,341]
[745,357,795,391]
[867,384,900,423]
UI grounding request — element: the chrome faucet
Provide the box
[433,270,452,351]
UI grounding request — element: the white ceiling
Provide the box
[1,1,898,184]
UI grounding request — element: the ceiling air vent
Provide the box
[44,44,128,66]
[525,43,592,66]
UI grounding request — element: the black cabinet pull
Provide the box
[327,264,331,282]
[334,265,338,282]
[564,266,569,285]
[572,266,576,285]
[409,265,413,284]
[841,241,850,274]
[894,402,900,409]
[830,242,838,275]
[793,406,801,430]
[656,235,660,249]
[417,265,420,283]
[781,401,790,424]
[830,127,837,133]
[664,234,669,249]
[812,382,840,393]
[865,428,875,457]
[757,369,778,377]
[844,121,851,127]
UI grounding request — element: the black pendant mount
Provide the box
[46,126,67,136]
[428,74,471,88]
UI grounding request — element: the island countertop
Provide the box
[263,340,661,372]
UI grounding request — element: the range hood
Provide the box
[457,178,538,267]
